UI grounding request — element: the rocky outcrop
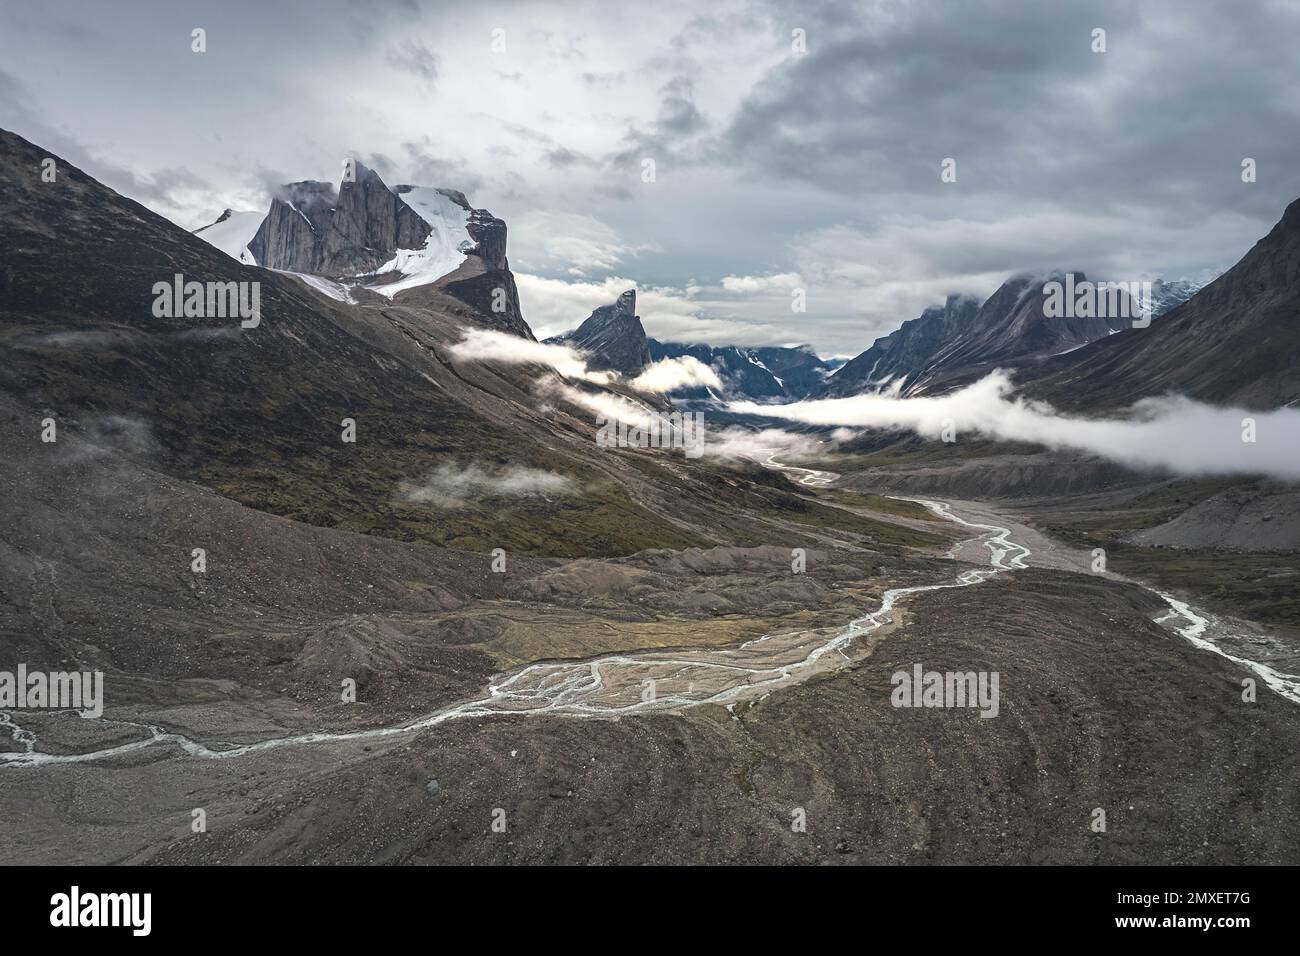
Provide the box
[820,294,980,397]
[441,267,533,339]
[248,166,431,277]
[547,289,651,375]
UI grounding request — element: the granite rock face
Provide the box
[547,289,651,375]
[822,271,1137,398]
[248,165,431,277]
[820,294,980,397]
[231,161,530,336]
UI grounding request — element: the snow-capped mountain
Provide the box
[192,161,531,337]
[1147,275,1215,318]
[192,208,264,265]
[195,165,490,300]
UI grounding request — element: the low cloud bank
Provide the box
[396,462,575,508]
[448,329,614,384]
[706,427,830,462]
[551,380,828,464]
[629,356,722,393]
[450,328,721,394]
[730,372,1300,480]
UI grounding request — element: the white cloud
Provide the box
[396,462,574,508]
[705,427,829,462]
[719,272,802,293]
[629,355,722,393]
[510,211,656,273]
[447,327,615,384]
[548,382,659,431]
[732,372,1300,480]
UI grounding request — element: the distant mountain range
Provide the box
[820,274,1206,399]
[1024,206,1300,410]
[647,340,833,402]
[22,117,1295,415]
[0,126,846,562]
[543,289,835,401]
[540,271,1215,406]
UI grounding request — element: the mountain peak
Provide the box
[545,289,649,375]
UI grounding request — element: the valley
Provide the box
[2,113,1298,869]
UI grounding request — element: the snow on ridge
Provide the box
[365,186,475,299]
[191,186,478,300]
[193,210,264,265]
[279,271,357,304]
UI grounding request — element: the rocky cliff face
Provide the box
[821,270,1147,398]
[248,166,433,277]
[547,289,651,375]
[194,160,529,336]
[820,294,980,397]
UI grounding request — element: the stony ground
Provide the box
[5,499,1299,865]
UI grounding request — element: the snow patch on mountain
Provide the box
[365,187,474,298]
[284,271,357,304]
[193,210,263,265]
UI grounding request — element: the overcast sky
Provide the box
[3,0,1298,356]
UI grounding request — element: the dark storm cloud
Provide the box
[608,73,712,169]
[725,0,1300,220]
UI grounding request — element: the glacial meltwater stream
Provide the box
[3,493,1297,768]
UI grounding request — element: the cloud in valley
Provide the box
[732,373,1300,480]
[396,462,575,508]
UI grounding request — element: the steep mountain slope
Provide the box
[1026,200,1300,410]
[0,128,880,560]
[821,294,980,397]
[821,271,1187,399]
[192,208,263,264]
[546,289,650,375]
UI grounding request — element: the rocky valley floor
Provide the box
[4,480,1298,865]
